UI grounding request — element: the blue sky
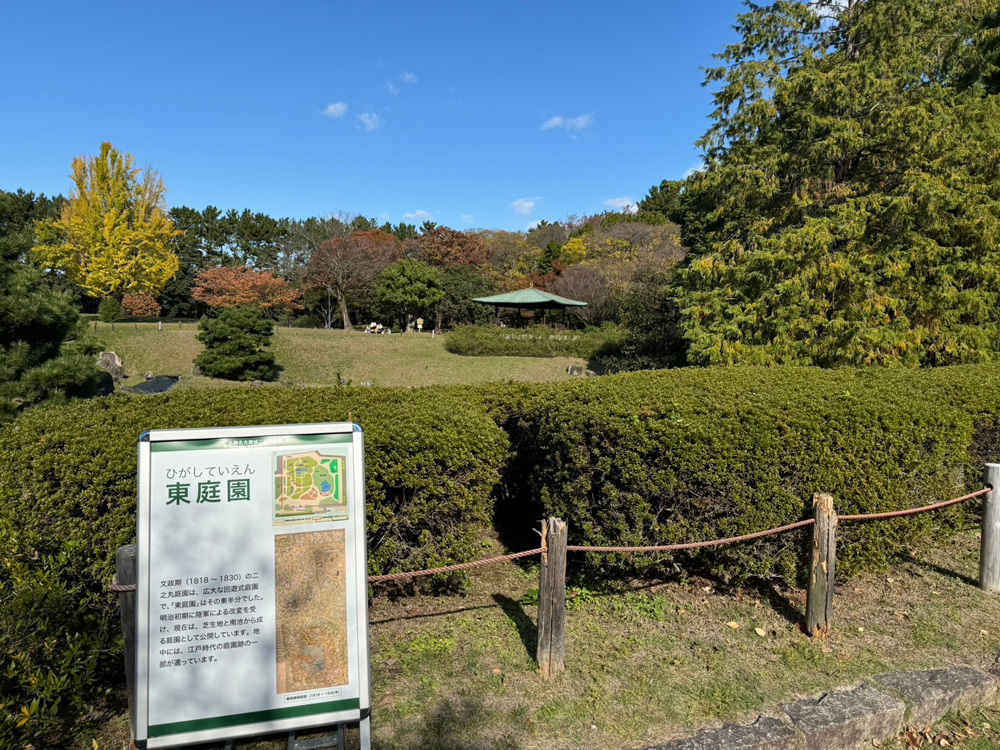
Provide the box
[0,1,743,231]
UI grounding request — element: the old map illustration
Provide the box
[274,451,348,523]
[274,530,349,693]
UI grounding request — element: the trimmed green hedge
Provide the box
[0,388,507,746]
[495,366,999,581]
[7,365,1000,745]
[444,324,620,358]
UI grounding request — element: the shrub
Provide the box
[97,296,122,322]
[444,324,621,359]
[121,292,161,317]
[194,306,281,381]
[500,367,996,582]
[0,387,508,745]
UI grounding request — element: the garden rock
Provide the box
[144,371,154,380]
[567,365,585,376]
[782,685,904,749]
[647,716,797,749]
[96,351,126,382]
[873,667,998,728]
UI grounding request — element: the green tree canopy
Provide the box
[0,213,104,420]
[372,259,444,330]
[673,0,1000,367]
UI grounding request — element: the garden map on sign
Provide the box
[274,451,348,522]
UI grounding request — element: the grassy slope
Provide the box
[93,323,584,389]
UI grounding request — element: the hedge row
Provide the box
[6,365,1000,745]
[443,324,620,358]
[0,387,507,746]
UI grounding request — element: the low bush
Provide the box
[501,366,1000,582]
[444,324,621,359]
[0,387,507,746]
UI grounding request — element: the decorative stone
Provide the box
[782,686,904,750]
[144,371,154,380]
[873,667,998,728]
[646,716,797,750]
[586,369,597,377]
[567,365,585,376]
[96,351,126,383]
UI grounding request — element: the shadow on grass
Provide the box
[373,695,521,750]
[493,594,538,663]
[901,553,979,588]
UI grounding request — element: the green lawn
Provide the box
[92,322,585,389]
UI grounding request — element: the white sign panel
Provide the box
[135,423,370,748]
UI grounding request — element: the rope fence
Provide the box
[108,484,991,594]
[112,471,1000,678]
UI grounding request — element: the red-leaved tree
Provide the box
[121,292,162,317]
[414,227,487,268]
[192,266,303,316]
[304,231,402,329]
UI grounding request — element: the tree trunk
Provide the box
[337,291,352,331]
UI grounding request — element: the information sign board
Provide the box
[134,423,370,748]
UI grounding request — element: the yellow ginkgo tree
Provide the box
[34,142,180,300]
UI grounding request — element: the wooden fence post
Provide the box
[115,543,138,736]
[537,517,567,678]
[805,493,836,638]
[981,464,1000,592]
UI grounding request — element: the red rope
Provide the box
[839,487,989,522]
[566,518,815,554]
[367,548,543,584]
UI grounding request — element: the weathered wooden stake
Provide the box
[536,517,567,678]
[805,493,836,638]
[115,543,138,735]
[981,464,1000,592]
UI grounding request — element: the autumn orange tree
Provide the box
[303,230,402,329]
[414,226,487,267]
[192,266,302,316]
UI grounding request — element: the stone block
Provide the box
[647,716,798,750]
[783,685,904,749]
[873,667,998,728]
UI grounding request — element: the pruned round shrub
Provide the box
[0,387,507,746]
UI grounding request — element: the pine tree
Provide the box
[0,227,104,421]
[674,0,1000,366]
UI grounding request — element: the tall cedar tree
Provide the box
[34,143,180,300]
[674,0,1000,366]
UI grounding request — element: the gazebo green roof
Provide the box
[471,287,588,309]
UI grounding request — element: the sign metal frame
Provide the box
[134,422,371,749]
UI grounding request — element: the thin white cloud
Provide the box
[386,81,401,96]
[541,113,593,132]
[401,71,418,84]
[403,209,433,221]
[460,214,475,224]
[605,196,638,213]
[511,197,540,216]
[683,161,706,178]
[527,219,542,230]
[357,113,382,132]
[323,101,349,118]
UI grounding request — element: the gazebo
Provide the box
[471,287,587,326]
